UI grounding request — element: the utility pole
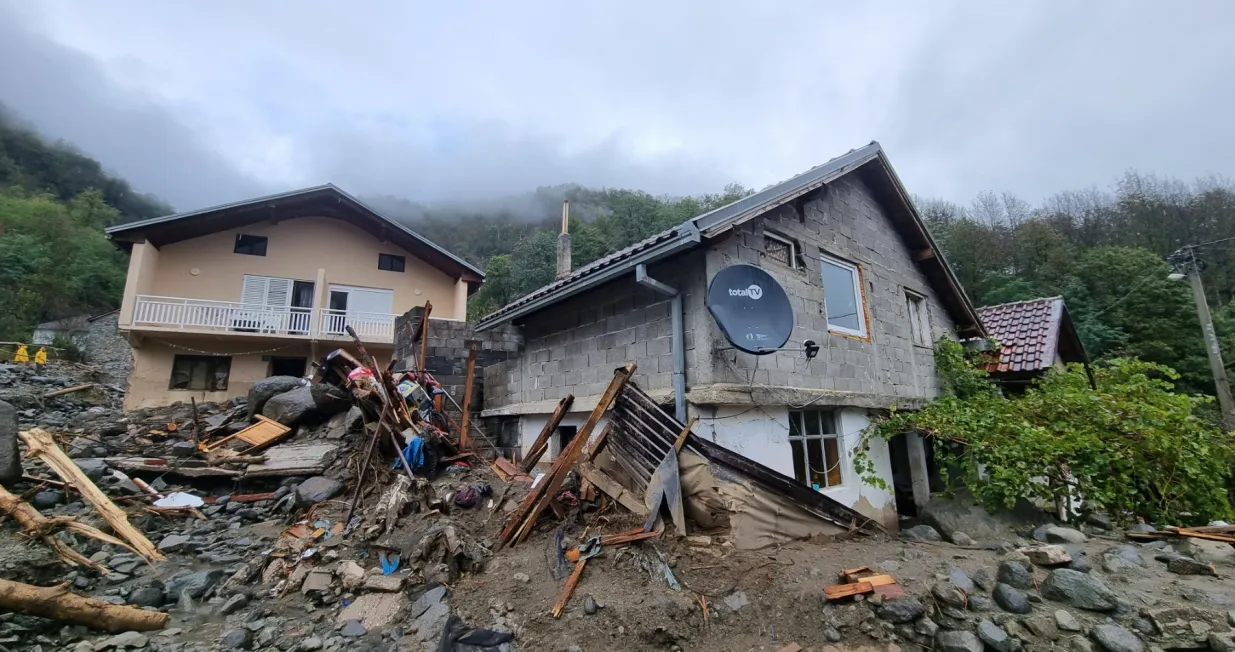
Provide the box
[1170,246,1235,431]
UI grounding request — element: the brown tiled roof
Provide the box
[976,297,1065,373]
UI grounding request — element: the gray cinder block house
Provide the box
[476,142,985,530]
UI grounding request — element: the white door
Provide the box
[325,285,394,337]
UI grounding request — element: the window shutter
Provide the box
[265,277,292,308]
[241,276,267,306]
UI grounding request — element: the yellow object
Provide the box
[34,347,47,365]
[13,345,29,363]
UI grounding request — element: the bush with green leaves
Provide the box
[857,340,1235,525]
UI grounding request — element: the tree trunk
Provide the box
[0,578,168,632]
[0,484,138,573]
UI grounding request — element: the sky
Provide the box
[2,1,1234,212]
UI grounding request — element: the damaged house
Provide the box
[976,296,1089,387]
[477,142,985,531]
[104,185,484,410]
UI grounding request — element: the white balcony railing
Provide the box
[318,308,395,343]
[133,296,314,336]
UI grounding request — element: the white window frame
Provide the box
[905,289,931,347]
[763,231,799,269]
[788,409,844,489]
[819,254,868,337]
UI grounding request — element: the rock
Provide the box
[338,592,411,630]
[247,376,305,419]
[219,593,248,615]
[220,628,253,650]
[915,618,939,637]
[340,620,367,637]
[902,524,942,542]
[165,568,224,599]
[685,535,712,546]
[128,582,165,608]
[302,569,333,595]
[410,585,447,618]
[968,595,994,611]
[997,560,1034,589]
[1167,557,1217,576]
[993,583,1032,614]
[876,597,926,623]
[298,637,323,651]
[31,490,62,509]
[73,458,109,481]
[932,582,968,609]
[1145,605,1232,645]
[262,386,318,425]
[1101,545,1146,573]
[1175,538,1235,567]
[920,490,1006,543]
[977,619,1017,652]
[309,382,351,414]
[584,596,599,615]
[1024,614,1060,641]
[94,631,149,650]
[0,400,20,484]
[1045,527,1087,544]
[1126,523,1156,534]
[972,567,996,592]
[1055,609,1081,631]
[336,560,365,590]
[951,531,976,546]
[1021,545,1072,566]
[1210,632,1235,652]
[824,626,842,641]
[294,476,343,507]
[1068,556,1093,574]
[362,573,404,592]
[157,534,190,552]
[724,591,749,612]
[413,600,449,641]
[1229,610,1235,627]
[934,630,983,652]
[1040,569,1118,612]
[513,572,530,583]
[1085,513,1114,531]
[947,567,976,594]
[169,440,197,458]
[1090,623,1143,652]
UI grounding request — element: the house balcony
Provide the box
[128,295,396,344]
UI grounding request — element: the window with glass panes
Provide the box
[788,409,843,489]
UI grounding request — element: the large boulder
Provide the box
[246,376,305,419]
[1175,538,1235,567]
[261,386,318,426]
[1040,569,1118,612]
[309,383,351,415]
[295,476,344,507]
[919,490,1006,543]
[0,400,20,484]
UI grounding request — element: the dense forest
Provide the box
[0,108,169,342]
[3,104,1234,401]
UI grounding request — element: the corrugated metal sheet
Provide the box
[976,297,1064,373]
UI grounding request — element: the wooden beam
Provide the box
[823,582,873,600]
[583,422,612,463]
[0,485,136,574]
[19,429,165,562]
[580,465,648,517]
[551,557,588,618]
[459,343,478,453]
[0,578,169,632]
[521,396,574,473]
[42,384,94,399]
[418,301,433,374]
[912,248,935,262]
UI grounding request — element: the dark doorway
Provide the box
[269,357,307,378]
[291,281,314,334]
[557,426,577,456]
[886,434,917,517]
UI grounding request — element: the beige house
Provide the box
[106,185,483,410]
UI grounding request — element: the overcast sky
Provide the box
[2,1,1234,212]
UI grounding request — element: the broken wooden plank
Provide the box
[580,466,648,517]
[105,458,240,478]
[583,422,612,463]
[823,581,873,600]
[0,578,169,632]
[19,429,165,562]
[874,583,906,599]
[502,364,635,546]
[599,531,659,546]
[642,416,696,535]
[840,566,875,581]
[521,396,574,472]
[551,557,588,618]
[244,443,339,478]
[862,574,897,587]
[457,343,478,452]
[1175,530,1235,544]
[418,300,433,373]
[42,383,95,399]
[199,415,291,454]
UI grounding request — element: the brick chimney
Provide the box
[556,200,572,280]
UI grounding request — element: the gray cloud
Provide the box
[1,1,1234,213]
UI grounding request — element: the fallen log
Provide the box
[19,429,166,562]
[0,485,141,574]
[42,384,95,399]
[0,578,168,632]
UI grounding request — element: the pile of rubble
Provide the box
[2,349,1235,652]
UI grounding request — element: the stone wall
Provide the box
[694,174,954,404]
[393,308,521,424]
[482,249,707,414]
[80,311,133,386]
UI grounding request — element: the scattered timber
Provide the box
[0,578,169,632]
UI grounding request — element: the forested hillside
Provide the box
[381,171,1235,398]
[0,108,169,341]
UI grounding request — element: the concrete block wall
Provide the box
[393,309,521,420]
[484,250,707,410]
[696,174,954,402]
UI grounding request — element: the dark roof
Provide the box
[476,141,984,336]
[977,297,1087,373]
[105,184,483,284]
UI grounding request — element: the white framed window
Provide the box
[763,232,798,269]
[789,409,843,489]
[905,290,931,347]
[820,254,867,337]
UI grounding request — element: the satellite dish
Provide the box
[706,264,793,355]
